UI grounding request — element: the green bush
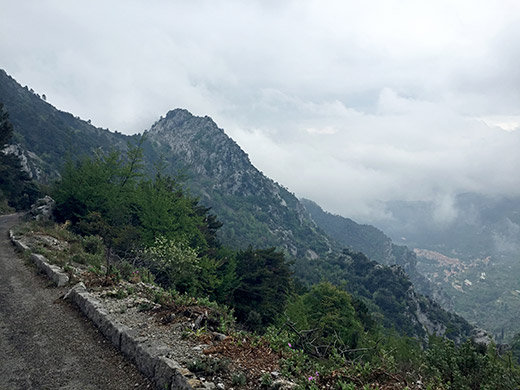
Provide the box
[82,235,104,255]
[143,235,199,292]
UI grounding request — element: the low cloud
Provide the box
[2,0,520,221]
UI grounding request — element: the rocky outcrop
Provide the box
[25,196,55,221]
[3,144,46,180]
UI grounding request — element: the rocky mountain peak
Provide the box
[146,108,258,194]
[151,108,223,137]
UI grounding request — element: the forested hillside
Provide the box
[376,195,520,342]
[0,69,130,181]
[301,199,452,307]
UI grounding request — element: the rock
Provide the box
[216,383,225,389]
[31,253,69,287]
[472,327,493,346]
[26,196,55,221]
[213,332,227,341]
[194,313,208,330]
[271,379,297,389]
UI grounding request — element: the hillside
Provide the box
[375,194,520,341]
[0,69,130,181]
[301,199,451,306]
[145,109,334,257]
[0,69,475,341]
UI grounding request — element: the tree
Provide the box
[301,282,364,351]
[143,235,200,292]
[232,247,292,329]
[0,103,13,147]
[0,103,40,210]
[137,173,208,250]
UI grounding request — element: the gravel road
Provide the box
[0,214,154,390]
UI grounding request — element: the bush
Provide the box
[82,235,104,255]
[143,235,199,292]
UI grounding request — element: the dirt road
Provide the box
[0,214,153,390]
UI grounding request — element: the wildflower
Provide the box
[288,342,292,348]
[308,376,314,381]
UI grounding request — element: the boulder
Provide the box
[26,196,55,221]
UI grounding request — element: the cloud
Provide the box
[1,0,520,221]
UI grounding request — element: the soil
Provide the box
[0,214,154,390]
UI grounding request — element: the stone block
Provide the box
[30,253,69,287]
[155,356,183,389]
[120,328,147,361]
[103,319,131,349]
[134,340,170,379]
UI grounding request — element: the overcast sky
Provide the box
[2,0,520,222]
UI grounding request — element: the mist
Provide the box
[2,0,520,221]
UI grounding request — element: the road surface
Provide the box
[0,214,153,390]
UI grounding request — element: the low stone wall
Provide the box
[9,230,69,287]
[9,229,202,390]
[65,283,200,390]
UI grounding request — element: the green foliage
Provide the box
[82,235,104,255]
[0,102,13,148]
[260,372,273,387]
[293,249,472,340]
[232,247,292,329]
[426,336,519,390]
[137,173,206,249]
[300,282,364,352]
[143,235,199,292]
[0,103,40,210]
[511,333,520,364]
[187,356,229,376]
[231,372,246,386]
[53,143,143,236]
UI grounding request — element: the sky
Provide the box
[2,0,520,222]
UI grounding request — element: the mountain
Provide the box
[301,198,452,307]
[145,109,333,257]
[0,69,131,181]
[0,69,475,341]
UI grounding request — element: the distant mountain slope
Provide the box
[375,193,520,259]
[301,198,452,307]
[0,69,130,181]
[302,199,414,268]
[0,69,475,341]
[375,194,520,342]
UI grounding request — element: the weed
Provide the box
[260,373,273,388]
[138,302,155,312]
[231,372,246,387]
[82,235,104,255]
[88,265,103,275]
[187,357,229,376]
[337,382,356,390]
